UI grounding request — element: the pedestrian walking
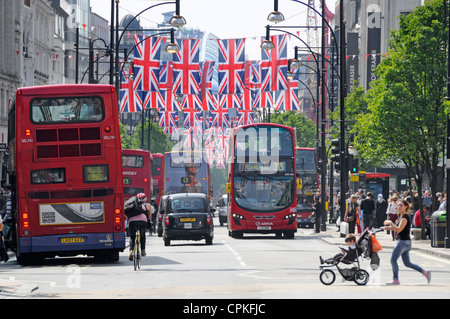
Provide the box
[344,195,360,235]
[360,192,375,230]
[382,199,431,285]
[375,194,388,228]
[386,196,399,240]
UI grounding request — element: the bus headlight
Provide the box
[284,213,297,225]
[232,213,245,226]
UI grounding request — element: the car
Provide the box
[217,194,228,226]
[162,193,214,246]
[157,195,169,237]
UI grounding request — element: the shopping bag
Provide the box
[371,234,383,252]
[340,221,349,238]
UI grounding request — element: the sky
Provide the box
[90,0,336,37]
[90,0,336,59]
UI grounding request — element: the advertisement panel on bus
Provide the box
[164,151,209,196]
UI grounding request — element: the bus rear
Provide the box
[296,148,319,228]
[8,85,125,264]
[164,151,210,197]
[151,153,164,205]
[227,124,297,239]
[122,149,152,200]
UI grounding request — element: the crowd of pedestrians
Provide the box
[334,188,446,239]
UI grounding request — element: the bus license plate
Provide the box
[61,237,85,244]
[180,218,196,222]
[257,226,272,230]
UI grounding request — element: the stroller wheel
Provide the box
[319,269,336,285]
[354,269,370,285]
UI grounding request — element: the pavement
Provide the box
[0,224,449,298]
[314,224,450,260]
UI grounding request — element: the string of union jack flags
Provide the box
[119,34,302,168]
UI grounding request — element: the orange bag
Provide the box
[371,235,383,252]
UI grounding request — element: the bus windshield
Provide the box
[233,175,294,212]
[296,149,317,172]
[123,155,144,168]
[31,97,104,124]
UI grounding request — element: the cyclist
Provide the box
[127,193,151,261]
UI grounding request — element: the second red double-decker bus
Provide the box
[122,149,152,200]
[151,153,164,205]
[296,147,319,228]
[7,84,125,264]
[227,124,297,239]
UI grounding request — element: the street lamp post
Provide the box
[445,0,450,248]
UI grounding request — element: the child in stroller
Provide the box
[319,229,383,285]
[320,234,361,266]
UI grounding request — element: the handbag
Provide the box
[340,221,349,238]
[345,215,355,223]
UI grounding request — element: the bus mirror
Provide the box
[297,178,303,190]
[226,182,231,194]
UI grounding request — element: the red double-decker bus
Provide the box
[122,149,152,200]
[7,84,125,264]
[295,147,319,228]
[227,124,297,239]
[151,153,164,205]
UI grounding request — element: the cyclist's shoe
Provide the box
[129,251,133,261]
[142,250,146,257]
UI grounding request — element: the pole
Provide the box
[109,0,115,86]
[320,0,327,231]
[339,0,347,219]
[445,0,450,248]
[76,26,79,84]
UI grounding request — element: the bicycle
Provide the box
[133,229,142,271]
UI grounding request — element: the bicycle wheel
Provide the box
[354,269,369,285]
[319,269,336,285]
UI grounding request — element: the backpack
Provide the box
[124,196,141,218]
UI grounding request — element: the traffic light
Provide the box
[330,139,341,171]
[350,157,359,174]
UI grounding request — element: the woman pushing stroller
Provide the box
[381,198,431,285]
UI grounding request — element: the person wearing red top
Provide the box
[413,205,430,239]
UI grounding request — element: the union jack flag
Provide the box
[159,61,172,90]
[181,95,203,133]
[217,38,246,94]
[203,138,216,166]
[142,91,164,110]
[172,39,201,95]
[274,79,300,111]
[133,35,161,92]
[158,111,178,134]
[252,90,274,109]
[245,60,261,89]
[261,34,289,92]
[182,130,200,149]
[160,90,182,112]
[120,69,143,113]
[237,89,255,126]
[210,97,230,129]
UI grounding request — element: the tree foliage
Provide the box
[350,0,447,236]
[269,110,317,148]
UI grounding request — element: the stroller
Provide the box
[319,229,383,286]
